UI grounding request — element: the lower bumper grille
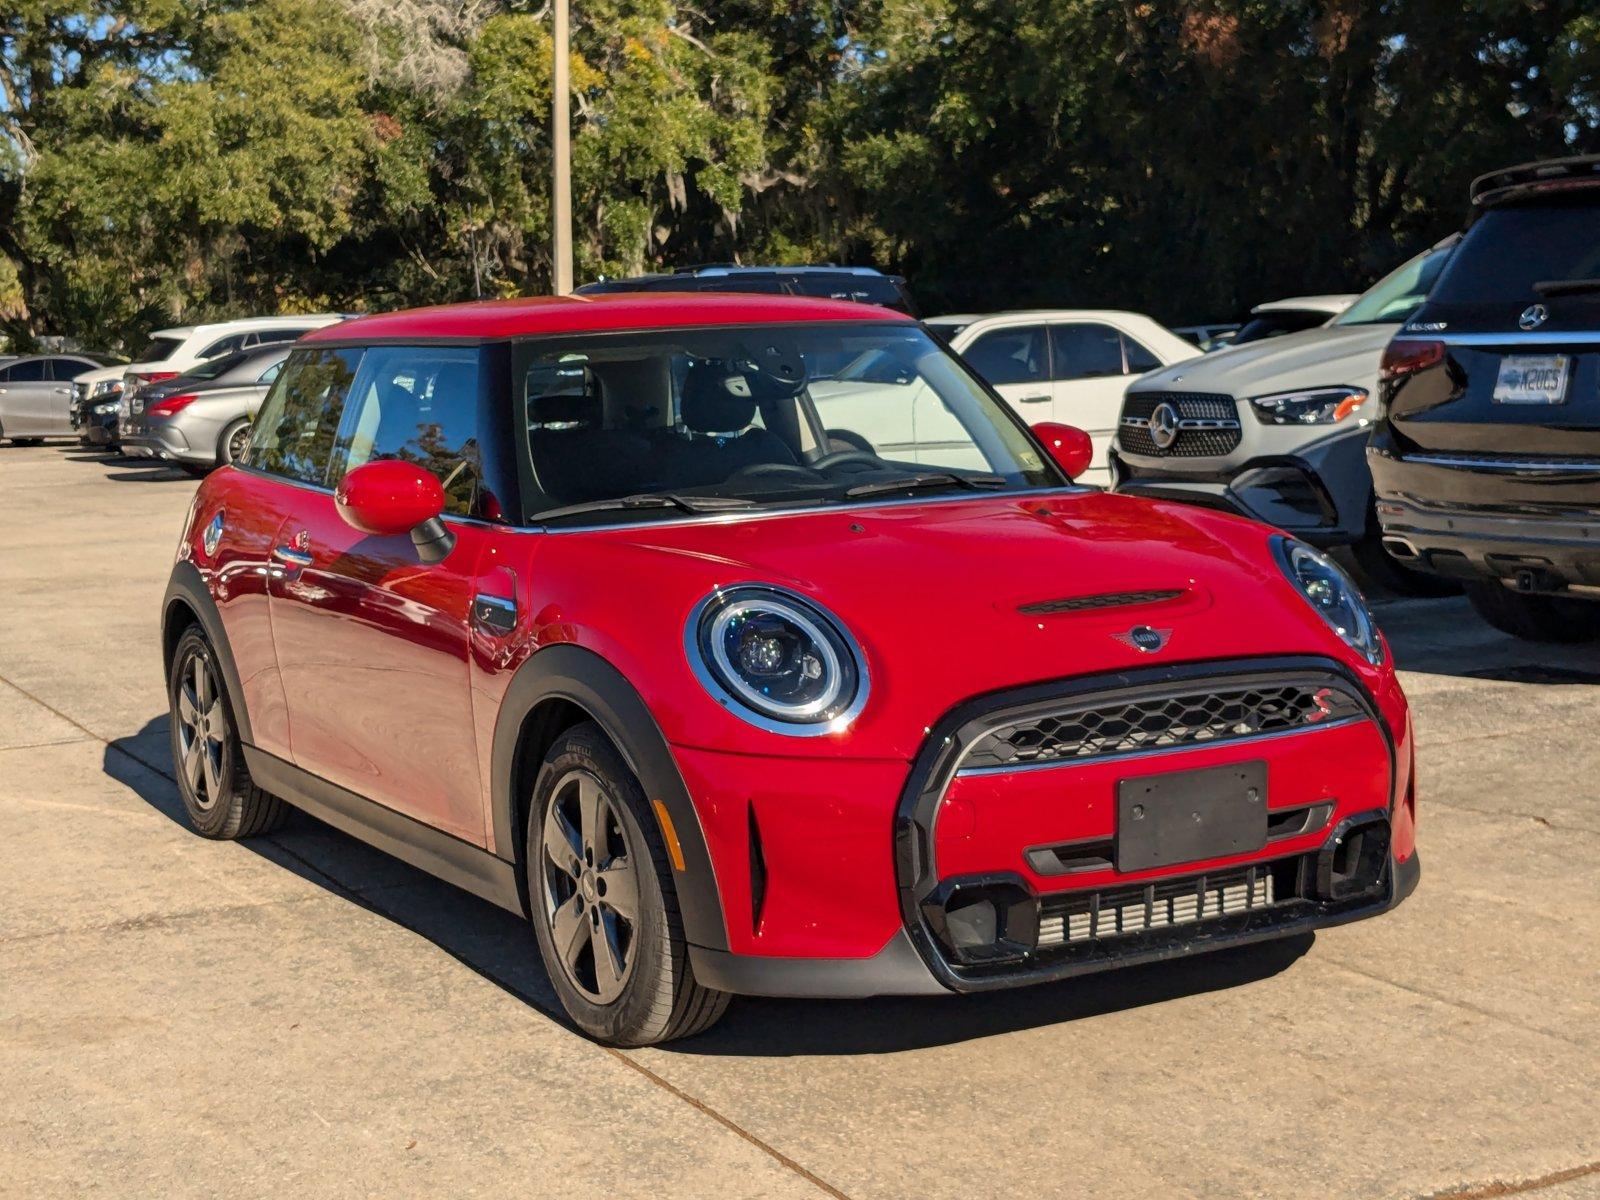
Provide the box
[1039,863,1276,947]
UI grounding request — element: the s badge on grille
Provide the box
[1147,402,1180,450]
[1114,625,1172,653]
[1519,304,1549,331]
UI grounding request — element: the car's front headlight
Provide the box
[92,379,121,398]
[1274,538,1383,664]
[686,585,868,734]
[92,401,119,414]
[1248,387,1367,425]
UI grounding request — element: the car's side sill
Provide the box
[242,746,524,916]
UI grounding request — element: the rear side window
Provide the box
[964,326,1047,385]
[134,335,183,362]
[0,359,47,382]
[1050,323,1124,380]
[1430,200,1600,307]
[249,348,362,483]
[331,346,484,517]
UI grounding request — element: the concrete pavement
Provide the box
[1,443,1596,1199]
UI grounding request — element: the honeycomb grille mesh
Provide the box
[962,681,1364,771]
[1117,391,1242,458]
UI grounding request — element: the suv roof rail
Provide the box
[1470,154,1600,208]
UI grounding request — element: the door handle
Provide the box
[472,593,517,635]
[1017,393,1052,404]
[53,386,70,394]
[272,545,313,568]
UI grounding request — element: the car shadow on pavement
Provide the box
[107,715,1313,1056]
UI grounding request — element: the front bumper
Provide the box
[1113,401,1374,546]
[680,655,1416,998]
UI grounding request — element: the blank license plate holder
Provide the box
[1116,761,1268,872]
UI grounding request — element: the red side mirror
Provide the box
[335,460,446,536]
[1031,422,1094,482]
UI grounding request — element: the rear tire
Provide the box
[527,722,729,1046]
[1350,534,1461,598]
[167,626,287,838]
[1463,580,1600,643]
[219,418,252,467]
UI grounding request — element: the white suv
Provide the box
[72,315,348,436]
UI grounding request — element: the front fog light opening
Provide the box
[920,877,1039,966]
[687,585,869,735]
[1316,813,1391,901]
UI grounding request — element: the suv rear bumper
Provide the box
[1369,445,1600,589]
[1371,490,1600,590]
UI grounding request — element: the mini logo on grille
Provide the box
[1519,304,1549,331]
[1114,625,1172,653]
[1147,403,1180,450]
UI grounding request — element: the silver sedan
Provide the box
[0,354,122,442]
[120,345,288,473]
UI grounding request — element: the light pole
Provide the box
[551,0,573,295]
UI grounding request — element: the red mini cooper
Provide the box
[162,294,1418,1045]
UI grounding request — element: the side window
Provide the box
[1122,335,1161,374]
[331,346,483,517]
[249,348,362,483]
[963,326,1047,385]
[199,334,244,360]
[1050,324,1125,380]
[258,362,283,384]
[254,328,310,348]
[2,359,47,382]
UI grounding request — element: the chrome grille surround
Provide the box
[1117,391,1242,457]
[959,680,1365,773]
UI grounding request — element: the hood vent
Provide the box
[1018,589,1184,616]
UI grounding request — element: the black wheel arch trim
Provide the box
[490,642,729,953]
[163,560,253,746]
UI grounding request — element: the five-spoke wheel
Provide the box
[540,769,641,1004]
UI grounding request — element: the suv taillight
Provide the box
[147,393,197,418]
[1380,339,1445,381]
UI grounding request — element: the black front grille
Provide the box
[961,681,1365,771]
[1038,861,1287,947]
[1118,391,1242,458]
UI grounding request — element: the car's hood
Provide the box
[1132,322,1398,399]
[548,490,1379,758]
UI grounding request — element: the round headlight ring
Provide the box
[686,585,869,735]
[1274,537,1384,665]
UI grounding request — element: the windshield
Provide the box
[1336,247,1451,326]
[1429,199,1600,307]
[133,334,184,362]
[519,322,1062,522]
[1232,310,1331,345]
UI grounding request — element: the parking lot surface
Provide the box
[2,443,1597,1199]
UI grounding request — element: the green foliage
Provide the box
[0,0,1596,349]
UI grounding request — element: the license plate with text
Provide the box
[1493,355,1570,405]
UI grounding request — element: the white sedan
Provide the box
[925,310,1200,485]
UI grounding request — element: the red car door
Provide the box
[265,346,492,844]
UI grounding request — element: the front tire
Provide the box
[167,626,287,838]
[527,723,729,1045]
[1463,580,1600,643]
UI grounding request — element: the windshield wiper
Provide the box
[534,492,758,523]
[1533,278,1600,298]
[843,472,1007,500]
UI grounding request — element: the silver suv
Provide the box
[1110,240,1456,593]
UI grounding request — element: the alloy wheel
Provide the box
[226,422,251,465]
[176,650,226,810]
[540,769,640,1004]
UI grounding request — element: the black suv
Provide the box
[575,265,918,315]
[1369,155,1600,641]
